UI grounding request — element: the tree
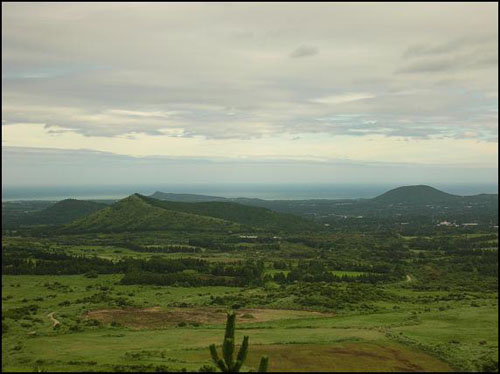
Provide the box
[209,310,268,372]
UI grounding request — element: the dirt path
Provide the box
[47,312,60,327]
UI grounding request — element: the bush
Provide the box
[69,325,83,332]
[4,305,40,320]
[481,357,498,372]
[83,319,102,327]
[199,364,217,372]
[85,271,98,279]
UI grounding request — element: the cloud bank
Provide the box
[1,3,498,185]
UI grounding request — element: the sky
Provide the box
[2,2,498,188]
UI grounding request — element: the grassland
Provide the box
[2,271,497,372]
[1,193,498,372]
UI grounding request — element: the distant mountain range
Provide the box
[3,185,497,231]
[152,185,497,206]
[147,185,498,226]
[150,191,228,202]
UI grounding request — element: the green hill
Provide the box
[140,195,319,232]
[34,199,109,224]
[2,199,109,227]
[61,194,319,233]
[373,185,460,205]
[61,194,241,233]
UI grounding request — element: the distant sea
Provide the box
[1,183,498,202]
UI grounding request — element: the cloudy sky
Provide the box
[2,2,498,187]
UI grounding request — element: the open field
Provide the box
[2,271,497,372]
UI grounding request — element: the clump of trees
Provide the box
[209,311,268,372]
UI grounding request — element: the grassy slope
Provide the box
[61,195,240,233]
[140,194,320,232]
[60,194,318,234]
[34,199,109,225]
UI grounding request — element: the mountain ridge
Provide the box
[60,193,319,233]
[139,194,318,232]
[150,185,497,205]
[61,194,241,234]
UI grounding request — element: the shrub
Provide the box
[199,364,217,372]
[69,325,83,332]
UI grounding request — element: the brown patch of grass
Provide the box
[83,307,333,329]
[244,343,454,372]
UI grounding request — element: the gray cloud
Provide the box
[3,146,497,187]
[402,35,497,59]
[1,2,498,141]
[290,45,319,58]
[398,35,498,74]
[397,52,498,74]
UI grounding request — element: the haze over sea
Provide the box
[2,183,497,202]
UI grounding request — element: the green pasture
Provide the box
[3,274,497,372]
